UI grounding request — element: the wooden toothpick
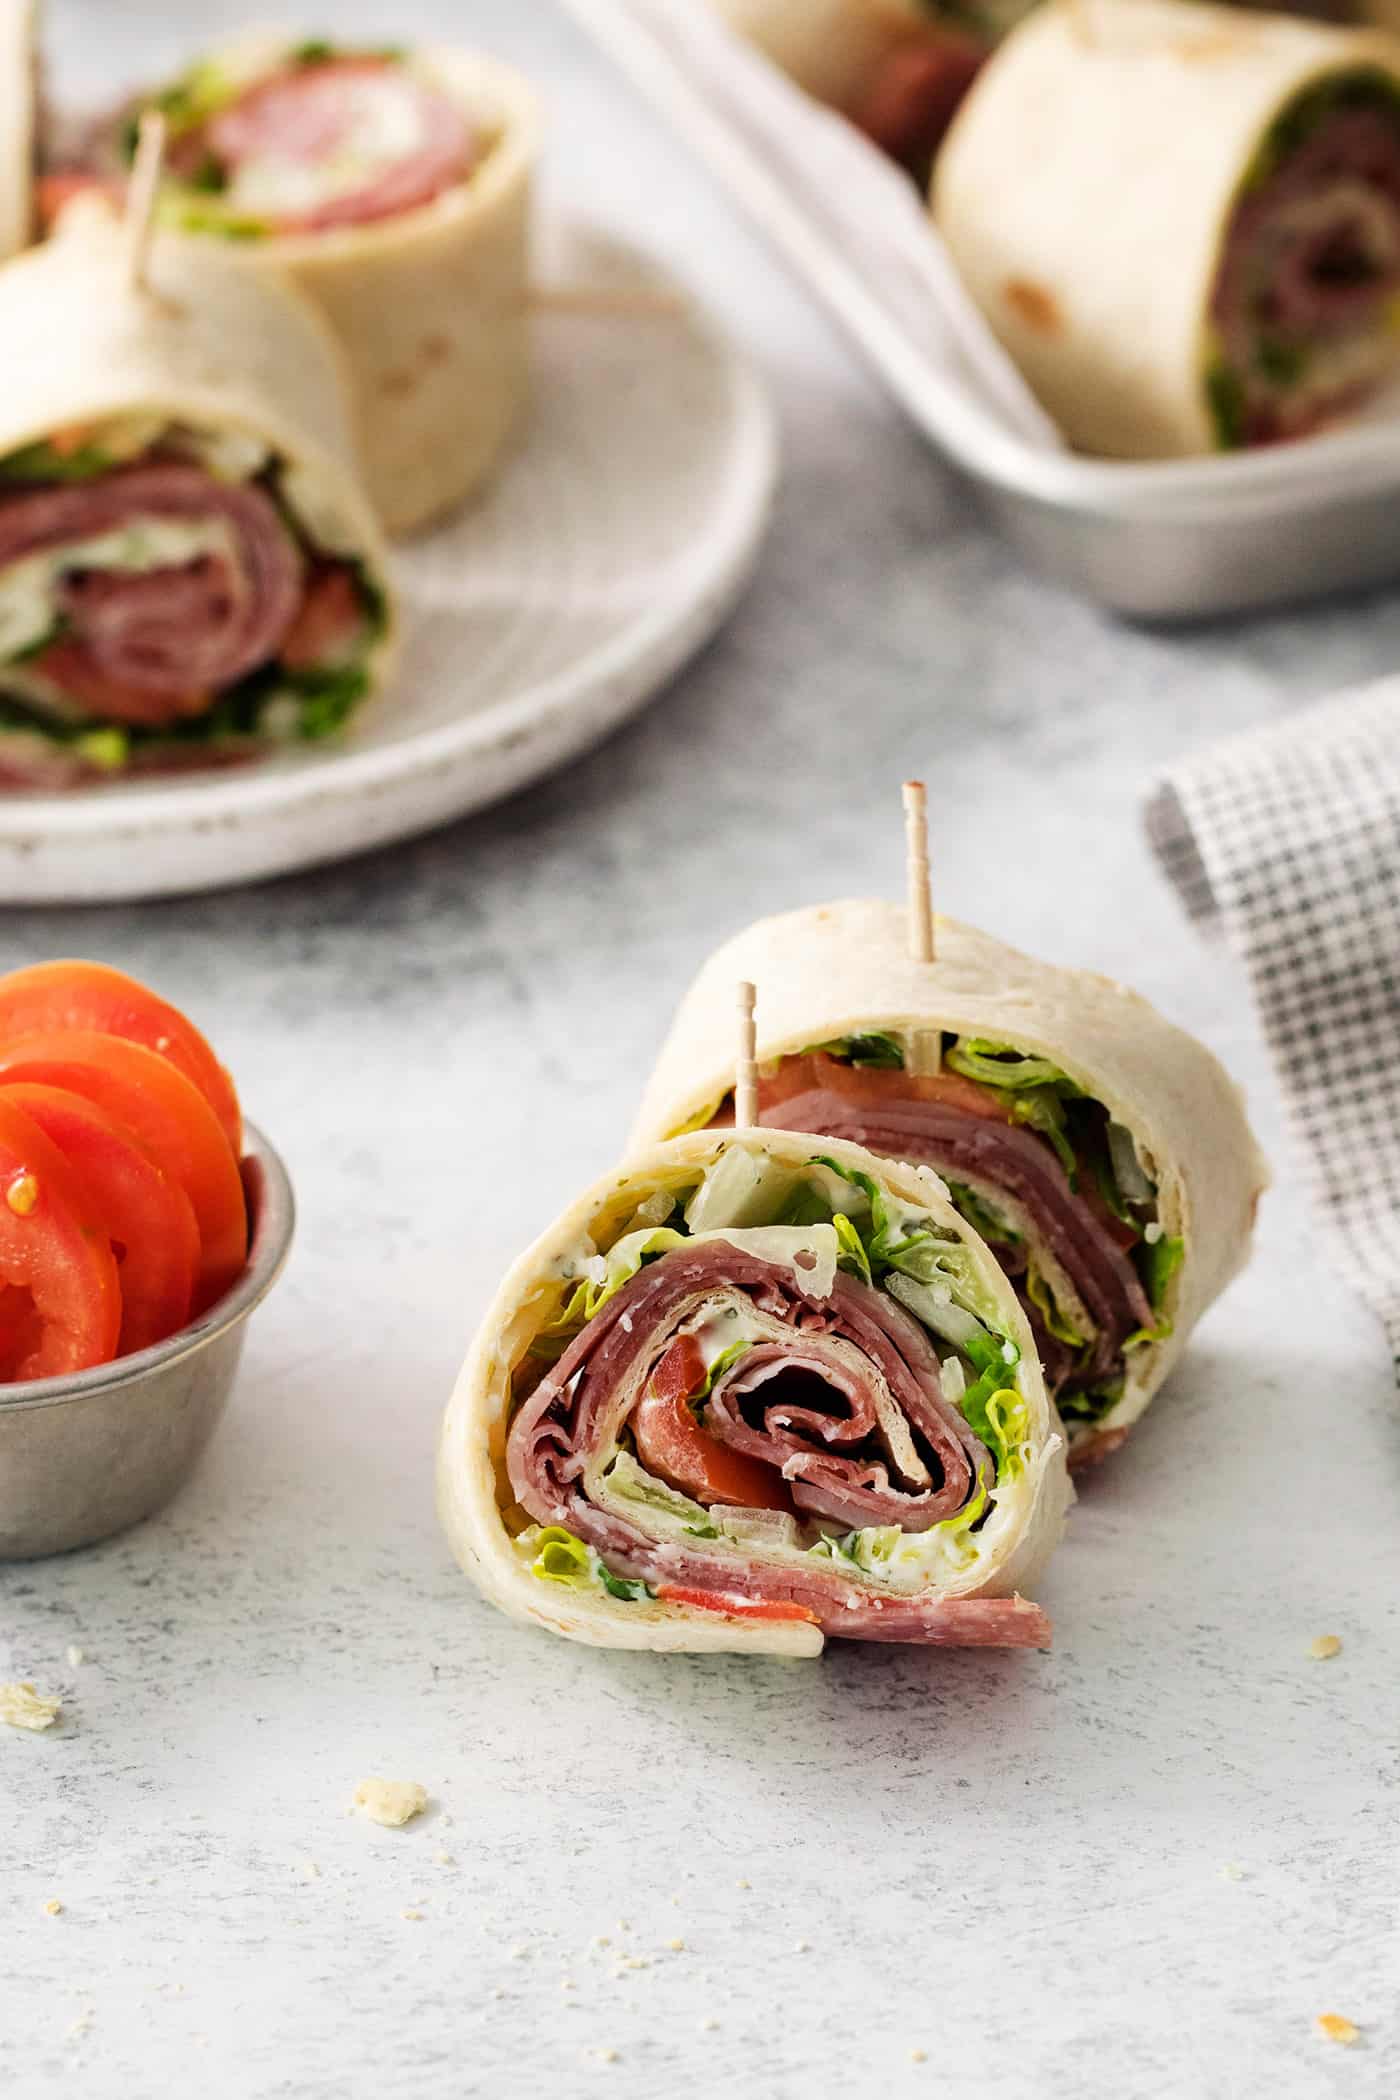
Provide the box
[734,981,758,1130]
[903,780,935,964]
[125,110,167,295]
[902,780,941,1076]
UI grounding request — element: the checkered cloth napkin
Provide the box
[1146,677,1400,1363]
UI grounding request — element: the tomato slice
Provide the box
[655,1585,818,1625]
[633,1336,795,1514]
[0,1098,122,1381]
[2,1083,199,1356]
[756,1052,1010,1124]
[0,1033,246,1313]
[0,962,242,1152]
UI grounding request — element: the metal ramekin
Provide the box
[0,1121,295,1560]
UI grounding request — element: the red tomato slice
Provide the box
[655,1585,818,1625]
[2,1083,199,1355]
[634,1336,795,1514]
[0,1098,122,1381]
[0,1033,246,1313]
[756,1052,1010,1124]
[0,961,242,1152]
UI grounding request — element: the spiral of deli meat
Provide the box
[1212,102,1400,443]
[0,465,303,722]
[756,1081,1152,1382]
[506,1239,1047,1647]
[196,57,475,233]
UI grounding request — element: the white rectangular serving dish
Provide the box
[567,0,1400,620]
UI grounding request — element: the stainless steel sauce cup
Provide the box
[0,1122,294,1560]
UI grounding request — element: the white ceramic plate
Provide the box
[0,219,776,904]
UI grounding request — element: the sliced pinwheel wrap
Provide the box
[437,1128,1070,1658]
[0,198,395,786]
[935,0,1400,455]
[65,34,538,535]
[630,905,1268,1465]
[713,0,1008,173]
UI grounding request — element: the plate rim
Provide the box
[0,246,778,867]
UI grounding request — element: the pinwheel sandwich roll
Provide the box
[0,198,395,787]
[67,32,538,535]
[0,0,37,259]
[631,906,1268,1465]
[438,1127,1070,1657]
[934,0,1400,455]
[712,0,1006,171]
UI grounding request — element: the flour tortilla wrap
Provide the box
[713,0,1002,170]
[75,35,538,537]
[933,0,1400,456]
[0,0,36,260]
[438,1126,1069,1658]
[630,905,1268,1463]
[0,198,396,782]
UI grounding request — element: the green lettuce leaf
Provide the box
[1026,1263,1087,1349]
[529,1525,652,1603]
[0,439,116,484]
[804,1031,906,1069]
[944,1038,1079,1093]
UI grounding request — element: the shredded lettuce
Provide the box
[804,1031,906,1070]
[1139,1233,1184,1310]
[528,1525,652,1603]
[601,1450,712,1534]
[944,1039,1078,1093]
[1122,1232,1184,1350]
[1026,1263,1087,1350]
[0,439,116,484]
[696,1339,750,1398]
[944,1179,1019,1247]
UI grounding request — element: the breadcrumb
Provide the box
[0,1682,61,1731]
[1220,1863,1245,1882]
[42,1898,63,1916]
[666,1937,685,1952]
[65,1647,84,1669]
[911,2049,928,2064]
[352,1779,427,1828]
[1308,1635,1342,1662]
[1316,2013,1359,2045]
[400,1908,423,1922]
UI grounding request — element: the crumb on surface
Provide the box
[1316,2013,1360,2045]
[1309,1635,1342,1661]
[700,2017,719,2032]
[299,1860,320,1880]
[400,1908,424,1922]
[352,1779,428,1828]
[434,1850,455,1867]
[43,1898,63,1916]
[66,1646,84,1669]
[666,1937,685,1952]
[735,1878,751,1890]
[794,1939,811,1953]
[911,2049,928,2064]
[1,1682,61,1732]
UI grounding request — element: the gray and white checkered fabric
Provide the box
[1146,675,1400,1362]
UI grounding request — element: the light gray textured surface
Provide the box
[4,4,1399,2096]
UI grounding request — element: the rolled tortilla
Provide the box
[0,197,395,785]
[933,0,1400,456]
[713,0,1000,171]
[438,1125,1070,1657]
[630,904,1268,1465]
[67,33,537,537]
[0,0,36,259]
